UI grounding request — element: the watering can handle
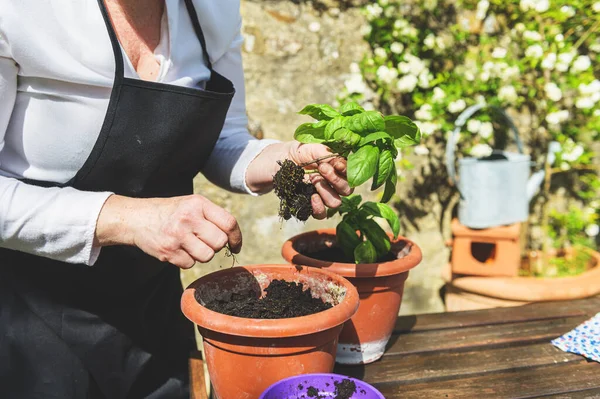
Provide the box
[445,104,524,187]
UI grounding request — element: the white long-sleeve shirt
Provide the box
[0,0,277,265]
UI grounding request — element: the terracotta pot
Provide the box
[181,264,359,399]
[281,228,423,365]
[443,248,600,311]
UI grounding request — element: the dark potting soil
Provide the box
[199,279,332,319]
[307,246,397,264]
[302,379,358,399]
[273,159,316,221]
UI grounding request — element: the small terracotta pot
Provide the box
[281,228,423,365]
[443,248,600,311]
[181,264,359,399]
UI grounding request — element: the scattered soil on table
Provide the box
[307,246,397,264]
[200,279,332,319]
[273,159,316,221]
[301,378,358,399]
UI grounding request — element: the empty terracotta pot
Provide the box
[281,228,422,365]
[181,264,359,399]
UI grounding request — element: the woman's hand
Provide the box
[246,141,353,219]
[95,194,242,269]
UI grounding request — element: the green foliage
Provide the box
[328,195,401,263]
[294,101,418,263]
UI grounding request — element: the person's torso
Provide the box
[0,0,240,183]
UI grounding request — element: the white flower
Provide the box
[541,53,557,69]
[476,0,490,20]
[418,71,432,88]
[403,54,427,76]
[374,47,387,59]
[479,122,493,139]
[591,42,600,53]
[424,34,436,49]
[379,0,389,6]
[524,30,543,42]
[390,42,404,54]
[414,144,430,155]
[561,6,576,17]
[376,65,398,84]
[366,4,383,18]
[555,34,564,42]
[424,0,438,10]
[515,23,526,33]
[579,80,600,97]
[556,51,576,72]
[349,62,361,74]
[415,104,433,121]
[432,87,446,102]
[360,24,372,36]
[417,121,440,136]
[562,140,585,162]
[501,66,520,81]
[491,47,507,59]
[586,224,600,237]
[535,0,549,12]
[545,110,569,125]
[467,120,482,133]
[593,2,600,12]
[344,74,366,94]
[448,99,467,113]
[396,75,418,93]
[544,82,563,102]
[576,97,595,109]
[571,55,592,73]
[525,44,544,59]
[470,143,494,158]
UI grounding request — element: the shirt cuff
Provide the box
[230,139,281,195]
[76,191,114,266]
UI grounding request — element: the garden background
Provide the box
[182,0,600,315]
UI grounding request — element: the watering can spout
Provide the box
[527,170,545,202]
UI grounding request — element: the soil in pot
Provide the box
[305,378,357,399]
[198,279,332,319]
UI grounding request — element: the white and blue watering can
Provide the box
[445,104,556,229]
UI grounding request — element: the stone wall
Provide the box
[181,0,448,315]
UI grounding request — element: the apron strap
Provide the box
[183,0,214,71]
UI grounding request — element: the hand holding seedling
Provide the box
[275,102,421,263]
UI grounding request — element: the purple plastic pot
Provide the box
[259,373,385,399]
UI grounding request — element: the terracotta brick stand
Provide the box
[450,219,521,277]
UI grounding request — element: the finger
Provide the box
[311,193,326,220]
[318,162,353,197]
[331,158,348,177]
[310,174,342,209]
[193,220,229,252]
[181,234,216,264]
[201,201,242,254]
[293,144,334,169]
[168,249,196,269]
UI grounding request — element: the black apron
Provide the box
[0,1,234,398]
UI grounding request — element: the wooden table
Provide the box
[191,296,600,398]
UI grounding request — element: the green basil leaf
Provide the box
[324,116,347,140]
[371,149,394,190]
[337,219,362,256]
[359,219,391,255]
[339,102,365,116]
[294,120,327,143]
[326,207,339,218]
[344,111,386,134]
[354,240,377,264]
[359,131,393,146]
[333,127,362,147]
[347,144,380,188]
[299,104,340,121]
[380,168,397,204]
[361,202,400,238]
[384,115,421,148]
[339,194,362,214]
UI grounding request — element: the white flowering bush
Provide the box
[340,0,600,276]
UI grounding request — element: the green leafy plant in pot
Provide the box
[279,102,424,365]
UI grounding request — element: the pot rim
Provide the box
[181,264,360,338]
[281,228,423,278]
[448,248,600,301]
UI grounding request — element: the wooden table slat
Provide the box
[376,361,600,399]
[335,342,583,385]
[386,316,590,356]
[537,388,600,398]
[395,297,600,334]
[189,352,209,399]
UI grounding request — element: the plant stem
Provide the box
[550,165,600,174]
[298,154,342,168]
